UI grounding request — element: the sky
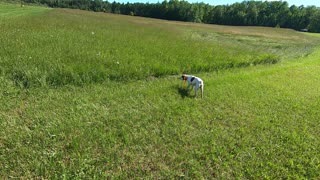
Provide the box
[112,0,320,7]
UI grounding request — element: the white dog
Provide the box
[181,74,204,98]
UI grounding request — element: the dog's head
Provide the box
[180,74,187,81]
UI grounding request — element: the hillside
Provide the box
[15,0,320,32]
[1,3,319,87]
[1,3,320,178]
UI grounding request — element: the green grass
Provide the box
[0,2,49,18]
[1,3,320,178]
[1,7,318,87]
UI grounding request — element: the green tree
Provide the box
[246,1,258,25]
[308,10,320,32]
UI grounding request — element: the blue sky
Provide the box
[113,0,320,7]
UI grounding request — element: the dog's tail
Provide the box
[200,82,204,98]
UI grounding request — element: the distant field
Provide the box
[0,6,319,87]
[1,4,320,179]
[0,3,49,18]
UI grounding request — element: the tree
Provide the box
[246,1,258,25]
[308,10,320,32]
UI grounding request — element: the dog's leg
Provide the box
[201,84,204,98]
[195,86,198,97]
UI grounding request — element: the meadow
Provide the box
[1,3,318,87]
[1,3,320,178]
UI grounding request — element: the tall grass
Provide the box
[1,7,318,87]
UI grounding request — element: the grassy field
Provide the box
[1,3,320,178]
[1,4,319,87]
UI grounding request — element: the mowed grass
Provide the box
[1,4,320,178]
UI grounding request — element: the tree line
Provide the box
[21,0,320,32]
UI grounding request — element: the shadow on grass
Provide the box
[177,86,192,99]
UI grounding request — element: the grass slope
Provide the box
[0,6,318,87]
[0,2,48,18]
[1,4,320,179]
